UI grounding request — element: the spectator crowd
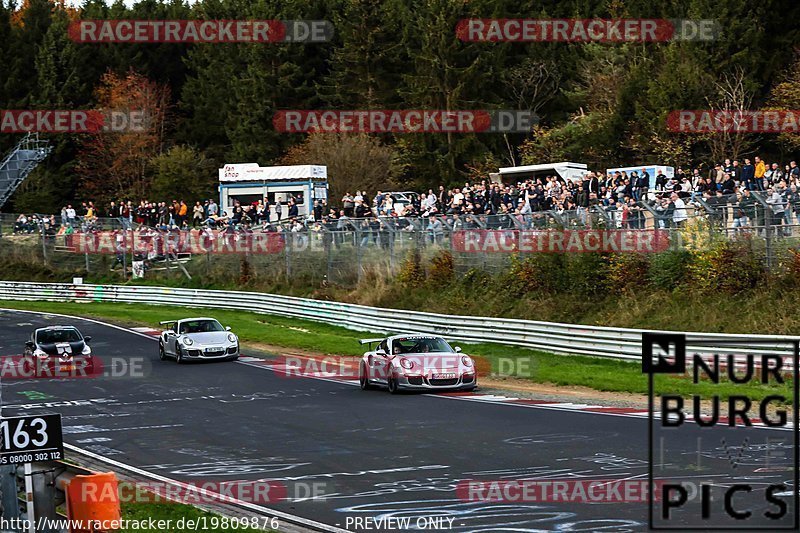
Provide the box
[9,154,800,240]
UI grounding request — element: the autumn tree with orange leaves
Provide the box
[75,71,170,203]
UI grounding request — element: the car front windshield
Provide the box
[181,320,224,334]
[37,328,81,344]
[392,337,453,354]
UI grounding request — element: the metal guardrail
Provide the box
[0,459,93,533]
[0,281,795,362]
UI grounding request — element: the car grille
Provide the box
[188,349,203,357]
[462,374,475,383]
[226,346,237,354]
[407,376,424,385]
[429,378,459,387]
[204,349,225,357]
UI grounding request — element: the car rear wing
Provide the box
[359,338,384,351]
[159,320,177,326]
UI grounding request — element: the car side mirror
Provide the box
[375,349,387,357]
[454,346,462,353]
[84,336,92,343]
[225,326,232,331]
[25,341,34,349]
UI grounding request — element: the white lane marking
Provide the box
[63,442,350,533]
[64,424,183,434]
[536,402,605,409]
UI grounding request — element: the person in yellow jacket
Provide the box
[755,156,767,187]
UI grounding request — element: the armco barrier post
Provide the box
[0,465,20,522]
[65,472,120,532]
[29,462,61,533]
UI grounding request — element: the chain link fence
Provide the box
[2,192,800,286]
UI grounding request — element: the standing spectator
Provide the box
[254,200,265,223]
[288,198,299,219]
[767,163,784,185]
[208,198,219,218]
[740,189,759,228]
[342,193,355,217]
[755,156,766,185]
[66,204,77,227]
[767,186,786,234]
[671,193,687,227]
[158,202,168,226]
[437,185,449,210]
[427,215,443,244]
[655,170,667,191]
[192,202,204,227]
[788,185,800,227]
[636,168,649,200]
[731,191,749,232]
[178,201,188,226]
[790,161,800,181]
[741,158,755,190]
[275,198,283,221]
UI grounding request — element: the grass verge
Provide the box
[0,299,793,403]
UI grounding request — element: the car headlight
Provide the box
[33,349,48,358]
[227,333,237,343]
[182,337,193,346]
[399,358,414,370]
[82,345,92,356]
[461,356,473,367]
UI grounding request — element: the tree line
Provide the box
[1,0,799,212]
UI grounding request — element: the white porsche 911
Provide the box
[158,318,239,363]
[358,334,477,393]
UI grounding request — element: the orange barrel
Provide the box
[65,472,121,532]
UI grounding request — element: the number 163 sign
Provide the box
[0,414,64,464]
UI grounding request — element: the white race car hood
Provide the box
[183,331,233,346]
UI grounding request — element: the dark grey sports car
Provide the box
[23,325,95,375]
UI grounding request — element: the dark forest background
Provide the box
[2,0,800,212]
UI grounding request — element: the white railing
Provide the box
[0,281,794,362]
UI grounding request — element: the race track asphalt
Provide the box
[0,309,796,532]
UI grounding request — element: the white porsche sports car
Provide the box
[358,334,477,393]
[158,318,239,363]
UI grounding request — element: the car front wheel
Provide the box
[176,347,184,364]
[359,363,373,390]
[159,342,167,361]
[387,375,400,394]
